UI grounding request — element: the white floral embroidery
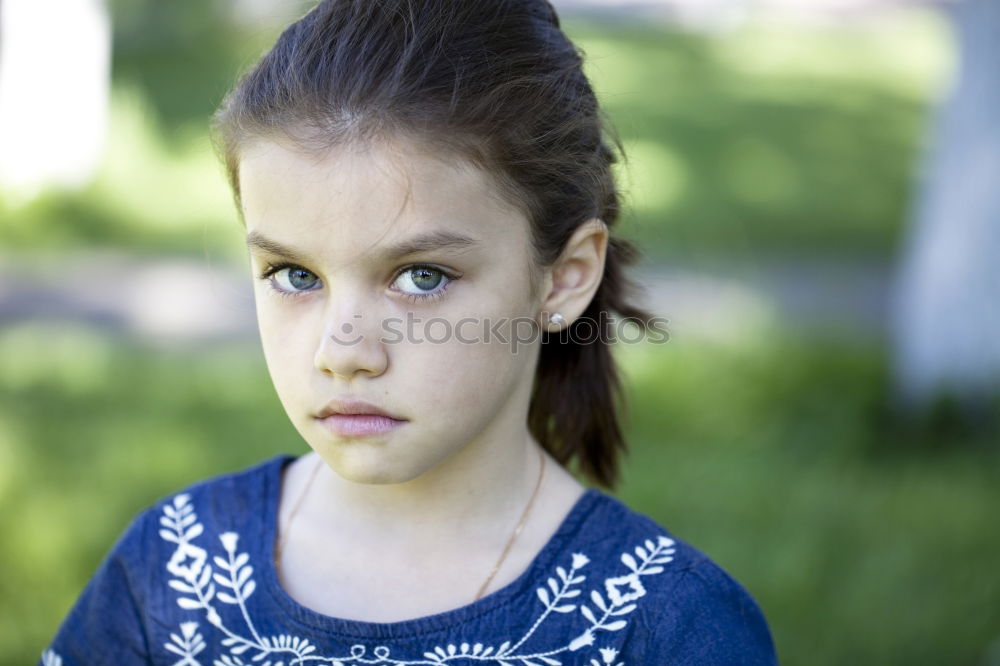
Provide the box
[40,649,62,666]
[166,621,208,665]
[159,492,676,665]
[591,647,625,666]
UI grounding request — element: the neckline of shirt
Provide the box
[258,452,603,640]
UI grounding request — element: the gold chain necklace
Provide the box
[274,446,547,603]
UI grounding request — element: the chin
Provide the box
[328,453,426,486]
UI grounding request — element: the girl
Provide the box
[42,1,777,664]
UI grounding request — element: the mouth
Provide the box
[314,398,407,438]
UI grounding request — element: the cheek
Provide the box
[396,322,534,408]
[412,282,538,390]
[256,305,293,356]
[254,299,318,375]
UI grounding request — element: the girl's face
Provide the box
[239,136,547,484]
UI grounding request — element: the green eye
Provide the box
[392,265,458,304]
[257,262,460,303]
[258,263,320,298]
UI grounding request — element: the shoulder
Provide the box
[157,453,291,517]
[124,453,287,531]
[647,556,778,664]
[40,455,292,664]
[577,490,778,665]
[102,453,292,597]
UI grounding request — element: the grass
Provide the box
[614,332,1000,665]
[2,319,997,665]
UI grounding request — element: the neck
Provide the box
[301,429,545,545]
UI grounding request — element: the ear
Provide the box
[537,218,609,331]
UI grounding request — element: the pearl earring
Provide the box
[549,312,566,328]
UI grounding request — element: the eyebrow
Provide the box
[245,229,479,263]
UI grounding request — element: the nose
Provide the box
[313,296,388,380]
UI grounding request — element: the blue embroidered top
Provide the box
[41,453,778,665]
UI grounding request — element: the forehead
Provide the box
[238,136,530,265]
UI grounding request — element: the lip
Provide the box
[315,398,405,420]
[317,414,406,438]
[314,398,407,438]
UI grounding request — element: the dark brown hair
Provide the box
[212,0,657,490]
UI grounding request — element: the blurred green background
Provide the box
[1,2,998,665]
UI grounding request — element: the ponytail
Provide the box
[530,235,656,490]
